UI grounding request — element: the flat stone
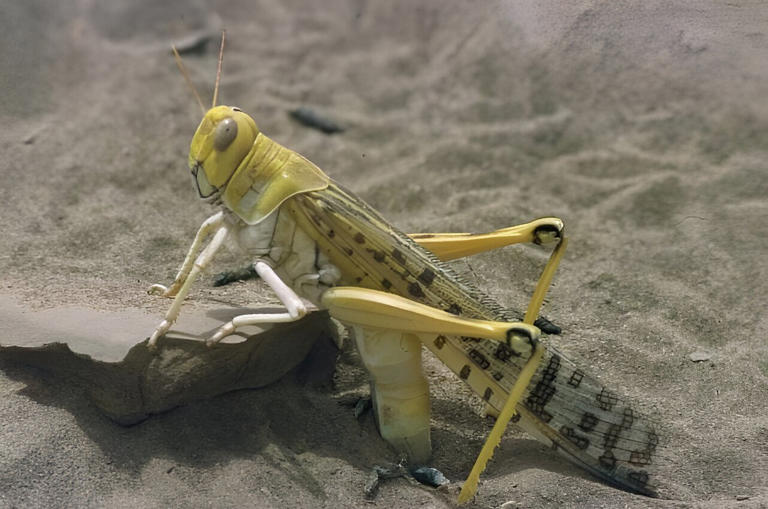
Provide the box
[688,351,712,363]
[0,294,337,424]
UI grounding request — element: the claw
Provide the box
[532,223,563,245]
[148,284,170,296]
[505,326,539,357]
[364,457,449,499]
[207,322,235,346]
[148,319,171,350]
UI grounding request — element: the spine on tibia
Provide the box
[353,326,432,464]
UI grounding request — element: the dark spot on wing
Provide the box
[354,232,365,244]
[445,303,462,315]
[629,450,652,466]
[628,429,658,467]
[483,387,493,401]
[604,424,621,449]
[561,426,590,450]
[579,413,599,432]
[568,369,584,387]
[418,268,435,286]
[381,278,392,289]
[526,354,560,420]
[460,365,471,379]
[599,450,617,469]
[597,388,619,411]
[434,335,446,349]
[621,408,634,429]
[392,248,406,265]
[627,471,650,489]
[647,431,659,451]
[368,249,385,262]
[408,282,425,298]
[469,349,490,369]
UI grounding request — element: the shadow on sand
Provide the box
[0,312,595,501]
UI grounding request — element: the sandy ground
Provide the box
[1,1,768,507]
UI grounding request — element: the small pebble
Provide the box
[736,495,750,501]
[289,107,344,134]
[410,466,449,487]
[688,351,712,362]
[534,316,561,335]
[354,397,372,419]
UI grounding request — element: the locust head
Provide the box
[172,33,327,225]
[188,105,259,201]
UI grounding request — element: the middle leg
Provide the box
[207,260,318,345]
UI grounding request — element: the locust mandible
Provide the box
[148,35,665,503]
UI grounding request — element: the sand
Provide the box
[1,1,767,507]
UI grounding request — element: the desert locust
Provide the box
[148,35,665,502]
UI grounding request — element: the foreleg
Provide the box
[148,211,226,297]
[148,222,230,349]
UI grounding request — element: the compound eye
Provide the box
[213,117,238,151]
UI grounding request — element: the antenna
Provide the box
[212,30,226,108]
[172,45,206,116]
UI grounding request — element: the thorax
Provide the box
[227,207,340,305]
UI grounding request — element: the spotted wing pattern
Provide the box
[286,183,667,496]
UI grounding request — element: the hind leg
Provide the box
[323,287,540,465]
[352,326,432,464]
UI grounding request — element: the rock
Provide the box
[410,466,449,487]
[289,107,345,134]
[0,294,338,424]
[688,351,712,363]
[354,396,373,418]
